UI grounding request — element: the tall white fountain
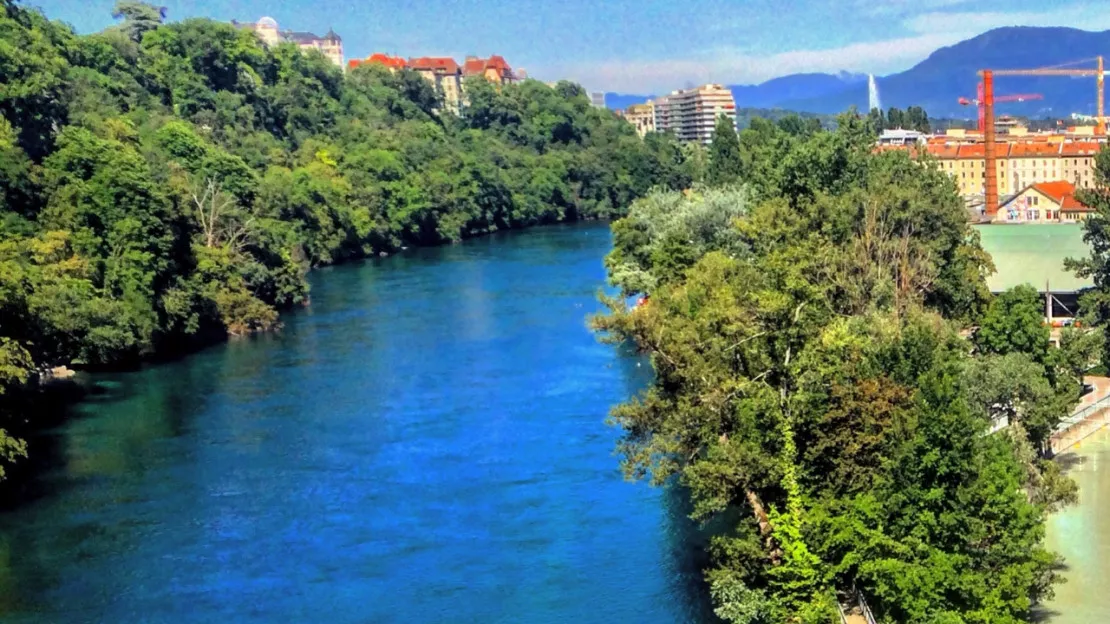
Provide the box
[868,74,882,112]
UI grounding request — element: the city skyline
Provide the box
[26,0,1110,93]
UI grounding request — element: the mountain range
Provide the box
[605,27,1110,121]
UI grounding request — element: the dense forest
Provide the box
[594,114,1104,622]
[0,1,699,475]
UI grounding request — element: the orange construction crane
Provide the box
[958,91,1043,131]
[980,56,1105,217]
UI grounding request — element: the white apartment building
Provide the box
[652,84,736,144]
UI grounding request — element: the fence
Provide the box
[1051,393,1110,455]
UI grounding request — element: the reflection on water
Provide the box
[1037,428,1110,623]
[0,223,713,623]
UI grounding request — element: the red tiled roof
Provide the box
[1060,141,1101,156]
[409,56,460,73]
[1009,143,1059,157]
[958,144,986,158]
[1033,180,1077,204]
[350,53,408,70]
[462,55,513,77]
[1061,195,1091,212]
[1025,180,1092,213]
[927,144,960,159]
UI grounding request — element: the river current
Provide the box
[0,222,713,623]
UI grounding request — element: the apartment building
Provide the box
[462,55,518,86]
[888,138,1103,199]
[408,57,464,114]
[234,17,344,68]
[347,53,520,113]
[652,84,736,144]
[1061,142,1099,189]
[623,102,656,137]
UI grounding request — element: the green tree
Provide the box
[111,1,166,43]
[974,284,1050,363]
[708,114,743,186]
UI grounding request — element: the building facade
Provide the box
[887,136,1103,200]
[652,84,736,144]
[462,56,517,85]
[346,53,520,114]
[996,181,1092,223]
[624,102,656,137]
[234,17,344,68]
[408,57,464,114]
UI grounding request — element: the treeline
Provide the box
[0,1,693,475]
[868,105,931,133]
[594,113,1101,622]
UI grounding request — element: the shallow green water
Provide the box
[1040,428,1110,623]
[974,224,1092,293]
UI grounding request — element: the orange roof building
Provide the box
[462,55,517,84]
[998,180,1092,223]
[349,53,408,71]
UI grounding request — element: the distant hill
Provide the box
[781,27,1110,119]
[606,28,1110,121]
[730,72,867,108]
[605,93,654,110]
[603,72,865,112]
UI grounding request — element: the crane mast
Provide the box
[979,56,1105,218]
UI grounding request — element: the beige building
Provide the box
[234,17,344,68]
[624,103,656,137]
[888,138,1104,199]
[652,84,736,144]
[1061,141,1099,189]
[349,53,521,114]
[408,57,465,114]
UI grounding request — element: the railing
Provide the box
[1051,393,1110,454]
[858,590,879,624]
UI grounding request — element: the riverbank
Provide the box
[0,222,716,623]
[0,218,618,490]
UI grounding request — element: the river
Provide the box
[0,222,714,624]
[2,221,1108,624]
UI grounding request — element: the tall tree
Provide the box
[708,114,743,186]
[111,1,166,43]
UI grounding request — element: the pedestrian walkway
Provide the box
[1052,376,1110,455]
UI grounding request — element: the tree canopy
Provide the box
[0,1,692,476]
[594,111,1079,623]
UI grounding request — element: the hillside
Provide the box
[782,27,1110,118]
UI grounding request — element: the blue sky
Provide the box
[27,0,1110,93]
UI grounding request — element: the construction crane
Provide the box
[980,56,1105,216]
[958,91,1043,131]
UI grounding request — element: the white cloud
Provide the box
[538,2,1107,94]
[906,5,1110,33]
[543,32,965,94]
[857,0,972,16]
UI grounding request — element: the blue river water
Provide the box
[0,222,715,623]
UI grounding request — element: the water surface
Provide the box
[1041,427,1110,623]
[0,223,713,623]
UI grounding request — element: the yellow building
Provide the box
[1061,141,1100,189]
[624,103,656,137]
